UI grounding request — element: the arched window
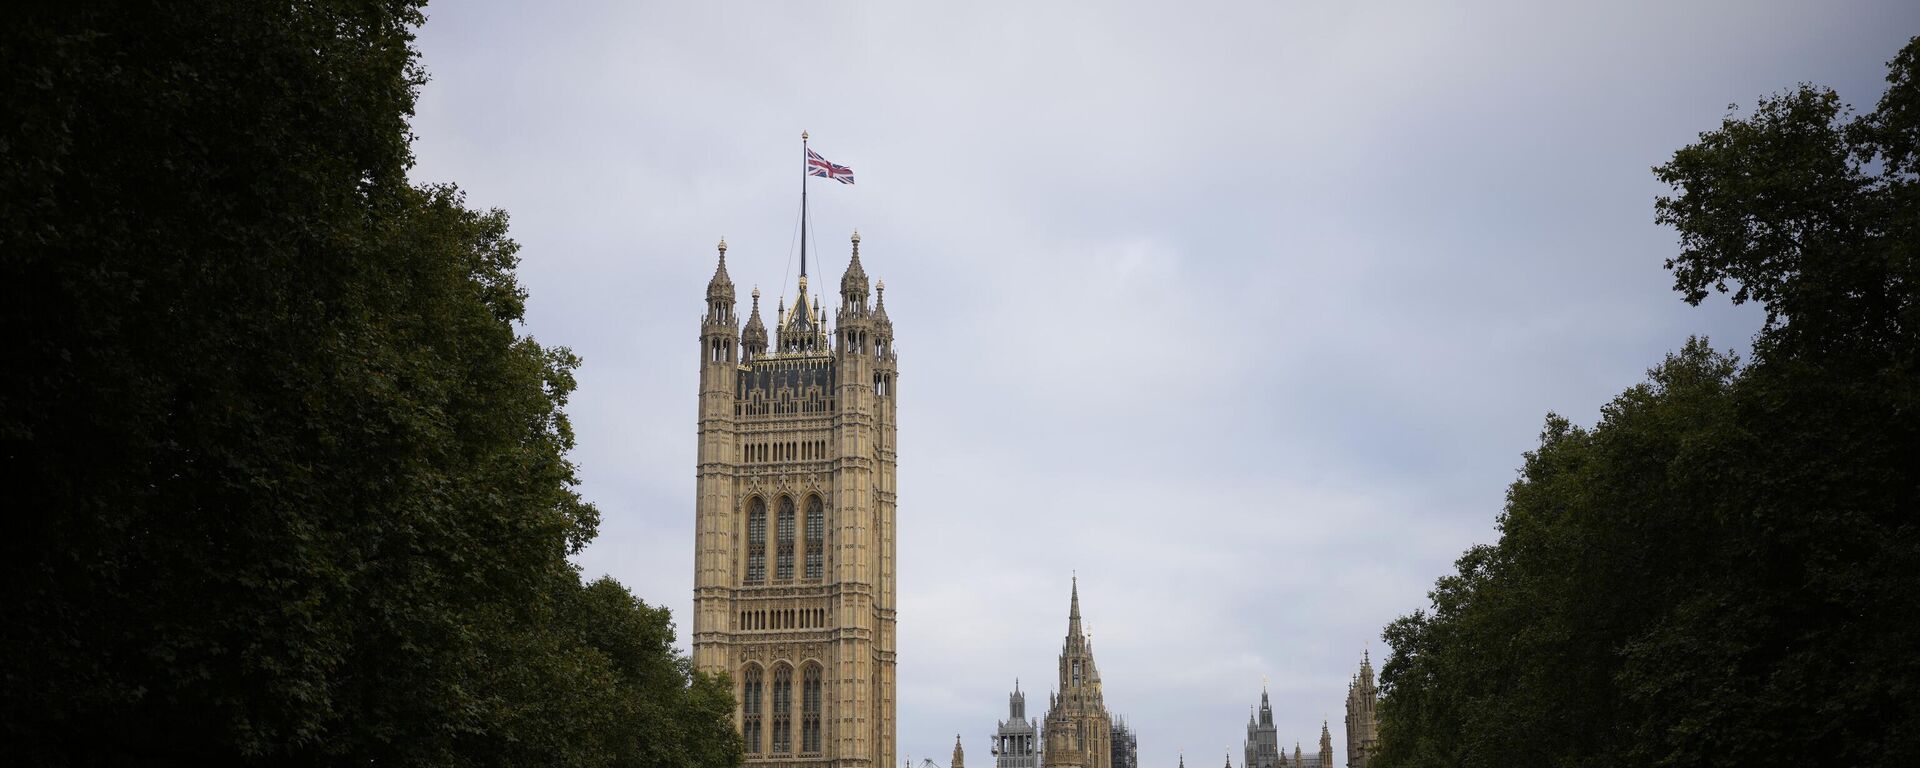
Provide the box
[746,498,767,584]
[741,664,764,754]
[803,663,823,753]
[776,496,796,581]
[805,495,825,581]
[772,664,794,753]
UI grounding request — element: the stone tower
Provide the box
[1344,652,1379,768]
[1243,687,1280,768]
[1042,578,1112,768]
[996,680,1041,768]
[691,233,900,768]
[954,735,966,768]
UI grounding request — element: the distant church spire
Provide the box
[1044,573,1109,768]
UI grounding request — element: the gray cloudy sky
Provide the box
[407,2,1917,766]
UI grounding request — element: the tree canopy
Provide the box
[1375,37,1920,768]
[1,3,738,765]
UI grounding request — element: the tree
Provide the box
[1375,37,1919,768]
[1,3,738,765]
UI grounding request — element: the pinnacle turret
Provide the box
[707,238,735,303]
[841,230,870,310]
[742,287,767,359]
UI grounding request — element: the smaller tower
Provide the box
[954,735,966,768]
[690,237,739,674]
[1244,685,1279,768]
[1317,721,1332,768]
[1345,652,1380,768]
[702,238,739,366]
[996,680,1040,768]
[741,287,767,360]
[1042,577,1110,768]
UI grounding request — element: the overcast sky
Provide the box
[407,3,1917,766]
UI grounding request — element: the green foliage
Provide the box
[1,3,738,766]
[1377,37,1920,768]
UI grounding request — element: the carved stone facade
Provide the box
[693,233,899,768]
[1344,653,1379,768]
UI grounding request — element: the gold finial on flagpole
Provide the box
[802,130,809,140]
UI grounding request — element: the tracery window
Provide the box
[805,495,825,581]
[741,664,764,754]
[802,663,823,753]
[776,496,796,581]
[746,498,766,584]
[772,664,794,753]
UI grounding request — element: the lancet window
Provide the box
[805,495,825,581]
[746,498,766,584]
[802,663,823,753]
[771,664,793,753]
[776,496,796,581]
[741,664,764,754]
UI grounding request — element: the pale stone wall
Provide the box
[694,234,897,768]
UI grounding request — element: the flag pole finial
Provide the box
[802,130,809,140]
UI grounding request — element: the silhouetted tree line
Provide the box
[1375,38,1919,768]
[1,3,739,765]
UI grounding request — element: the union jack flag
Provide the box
[807,148,855,184]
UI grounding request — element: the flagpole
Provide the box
[800,130,809,280]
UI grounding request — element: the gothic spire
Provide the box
[1068,574,1083,637]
